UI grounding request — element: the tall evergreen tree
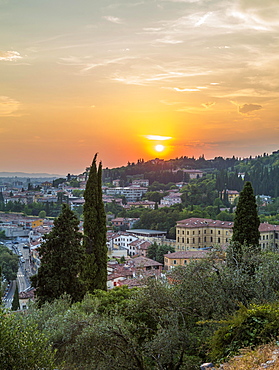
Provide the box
[11,283,20,311]
[31,204,84,307]
[81,154,107,292]
[232,181,260,247]
[229,181,260,269]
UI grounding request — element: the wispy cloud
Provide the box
[0,96,20,116]
[103,15,123,24]
[0,51,22,61]
[202,102,216,108]
[173,87,200,92]
[145,135,172,141]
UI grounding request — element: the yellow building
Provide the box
[176,218,279,251]
[259,223,279,250]
[176,218,233,250]
[164,250,209,270]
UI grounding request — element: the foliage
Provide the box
[147,242,175,264]
[38,210,46,218]
[82,154,107,292]
[0,244,18,281]
[181,176,218,207]
[209,303,279,363]
[31,204,85,306]
[0,309,55,370]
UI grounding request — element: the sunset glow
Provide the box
[155,145,165,153]
[0,1,278,174]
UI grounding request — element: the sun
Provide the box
[155,144,165,152]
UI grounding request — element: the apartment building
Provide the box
[176,218,233,250]
[176,217,279,251]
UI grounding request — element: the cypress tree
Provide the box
[81,154,107,292]
[232,181,260,247]
[11,283,20,311]
[229,181,260,269]
[31,204,84,307]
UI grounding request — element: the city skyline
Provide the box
[1,0,279,174]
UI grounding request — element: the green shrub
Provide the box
[209,303,279,363]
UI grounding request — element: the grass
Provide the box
[215,343,279,369]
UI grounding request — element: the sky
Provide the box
[1,0,279,175]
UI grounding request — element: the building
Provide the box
[160,192,182,207]
[105,186,148,202]
[176,217,279,251]
[126,200,155,209]
[164,250,209,270]
[176,218,233,250]
[132,179,149,187]
[259,223,279,250]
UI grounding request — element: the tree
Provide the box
[0,245,18,281]
[147,242,175,264]
[38,210,46,219]
[81,154,107,292]
[11,283,20,311]
[31,204,84,307]
[0,309,55,370]
[230,181,260,267]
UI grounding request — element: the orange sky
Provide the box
[0,0,279,175]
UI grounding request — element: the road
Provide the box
[2,240,31,308]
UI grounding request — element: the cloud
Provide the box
[153,36,183,44]
[103,16,123,24]
[202,102,216,108]
[0,96,20,116]
[195,12,212,27]
[174,87,200,92]
[0,51,22,61]
[239,103,262,114]
[145,135,172,141]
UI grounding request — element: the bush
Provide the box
[209,303,279,363]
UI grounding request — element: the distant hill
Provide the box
[0,172,64,178]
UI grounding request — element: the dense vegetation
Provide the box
[3,246,279,369]
[0,243,19,281]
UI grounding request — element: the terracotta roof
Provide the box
[164,250,209,259]
[130,256,162,267]
[176,218,234,229]
[259,223,279,232]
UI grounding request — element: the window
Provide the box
[204,230,206,234]
[177,237,180,242]
[177,229,180,234]
[211,230,213,234]
[187,231,189,235]
[210,237,213,242]
[187,238,189,244]
[182,230,184,234]
[218,230,221,235]
[266,235,269,239]
[218,237,220,243]
[193,238,195,244]
[182,237,184,243]
[263,235,265,240]
[184,260,187,264]
[193,231,195,235]
[173,260,177,265]
[204,237,206,242]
